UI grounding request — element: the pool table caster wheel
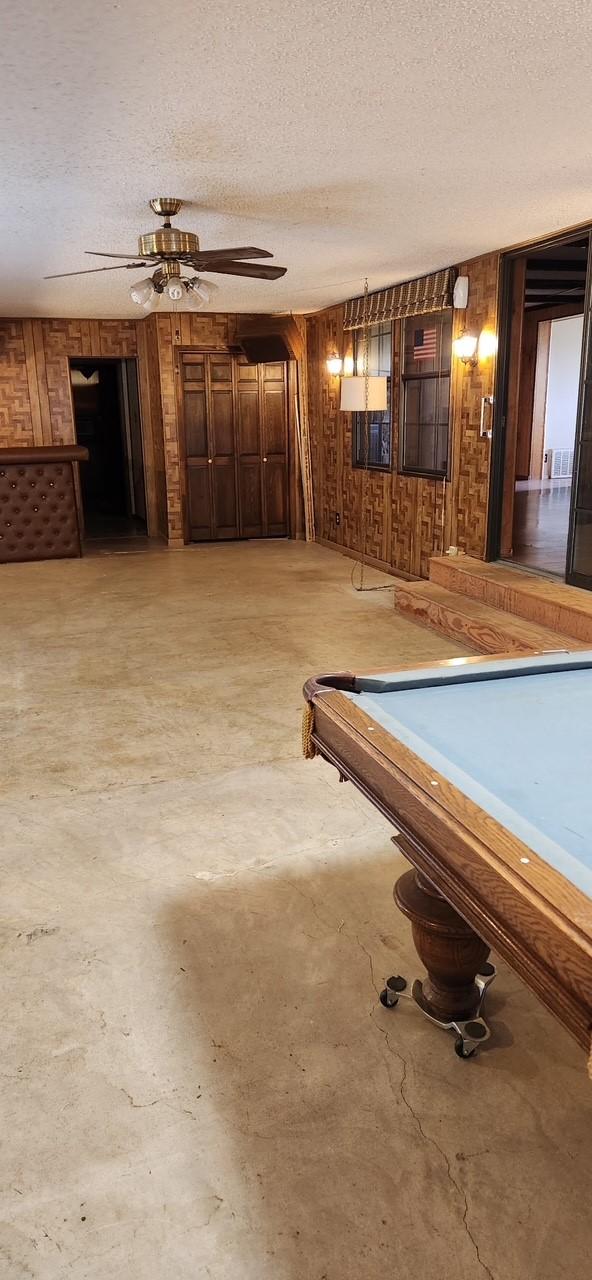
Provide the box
[455,1039,476,1059]
[379,975,407,1008]
[453,1019,490,1059]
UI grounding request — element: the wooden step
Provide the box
[394,580,579,655]
[429,555,592,644]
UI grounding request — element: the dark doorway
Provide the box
[70,358,147,541]
[490,233,588,578]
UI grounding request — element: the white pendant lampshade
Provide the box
[340,376,388,412]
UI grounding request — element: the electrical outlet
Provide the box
[335,512,341,525]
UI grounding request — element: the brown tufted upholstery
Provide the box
[0,445,88,564]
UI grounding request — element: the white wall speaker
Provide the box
[453,275,469,309]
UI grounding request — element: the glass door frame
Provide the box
[487,224,592,583]
[566,237,592,587]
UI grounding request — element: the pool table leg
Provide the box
[394,868,492,1024]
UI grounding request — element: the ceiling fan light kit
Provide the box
[44,198,288,307]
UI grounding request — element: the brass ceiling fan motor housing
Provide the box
[152,262,182,292]
[139,197,200,259]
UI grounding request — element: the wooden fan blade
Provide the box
[197,261,287,280]
[191,247,274,262]
[85,251,150,260]
[44,262,148,279]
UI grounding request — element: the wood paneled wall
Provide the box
[305,250,500,577]
[0,319,138,449]
[0,317,166,536]
[0,254,498,562]
[0,311,298,547]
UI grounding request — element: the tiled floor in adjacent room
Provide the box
[2,540,591,1280]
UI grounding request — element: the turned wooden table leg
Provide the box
[394,868,491,1023]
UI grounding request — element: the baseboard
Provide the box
[315,537,419,582]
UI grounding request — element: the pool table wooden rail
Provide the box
[303,665,592,1063]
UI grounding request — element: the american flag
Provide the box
[413,327,437,361]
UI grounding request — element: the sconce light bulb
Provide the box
[453,331,478,364]
[326,352,343,376]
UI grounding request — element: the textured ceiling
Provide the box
[1,0,592,318]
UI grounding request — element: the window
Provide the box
[401,311,452,477]
[353,321,392,469]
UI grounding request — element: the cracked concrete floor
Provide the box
[2,540,592,1280]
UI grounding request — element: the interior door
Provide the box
[567,238,592,587]
[209,355,238,539]
[183,353,213,540]
[261,362,288,536]
[181,350,288,542]
[236,360,263,537]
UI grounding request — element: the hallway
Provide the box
[2,542,592,1280]
[513,479,571,575]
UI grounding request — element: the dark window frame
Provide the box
[352,321,393,471]
[399,311,452,480]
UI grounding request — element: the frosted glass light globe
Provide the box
[166,277,184,302]
[129,278,154,306]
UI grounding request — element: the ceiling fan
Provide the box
[44,197,288,311]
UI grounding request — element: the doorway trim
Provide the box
[487,225,591,568]
[69,355,148,539]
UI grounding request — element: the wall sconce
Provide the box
[453,330,478,367]
[340,376,388,412]
[342,354,354,376]
[478,328,498,360]
[326,351,343,376]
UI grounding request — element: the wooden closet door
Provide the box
[260,363,288,536]
[181,351,288,542]
[236,360,263,537]
[208,355,238,539]
[182,353,213,540]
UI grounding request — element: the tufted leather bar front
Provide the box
[0,445,89,564]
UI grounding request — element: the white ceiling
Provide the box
[2,0,592,319]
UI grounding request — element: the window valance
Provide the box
[343,267,455,330]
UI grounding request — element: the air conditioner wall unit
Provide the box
[544,448,574,479]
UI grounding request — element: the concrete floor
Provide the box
[2,540,591,1280]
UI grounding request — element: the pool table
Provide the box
[303,651,592,1067]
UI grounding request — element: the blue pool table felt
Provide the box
[345,652,592,897]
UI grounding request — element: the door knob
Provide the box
[263,456,268,463]
[208,458,213,463]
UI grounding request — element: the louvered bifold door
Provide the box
[208,355,239,539]
[236,360,264,537]
[182,351,288,542]
[261,363,288,536]
[183,353,213,541]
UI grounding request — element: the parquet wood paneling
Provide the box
[41,320,82,444]
[155,315,184,544]
[448,251,500,557]
[305,250,501,578]
[98,320,137,358]
[0,321,35,447]
[141,315,168,538]
[22,321,45,447]
[0,317,156,521]
[305,316,325,533]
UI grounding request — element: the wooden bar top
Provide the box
[0,445,89,464]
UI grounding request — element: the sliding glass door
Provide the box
[567,238,592,587]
